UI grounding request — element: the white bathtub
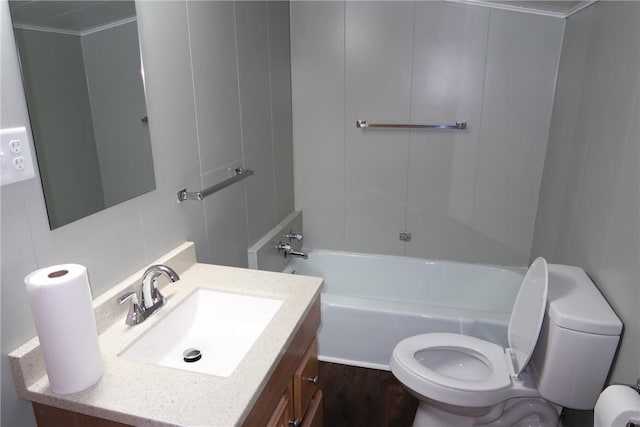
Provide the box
[282,250,526,370]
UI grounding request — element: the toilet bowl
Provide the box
[390,333,560,426]
[390,257,558,426]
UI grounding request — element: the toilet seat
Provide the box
[390,258,549,409]
[391,333,518,407]
[393,333,511,392]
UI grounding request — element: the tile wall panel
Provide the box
[533,1,640,382]
[469,9,563,265]
[530,7,592,259]
[344,1,414,256]
[235,1,278,245]
[268,2,295,223]
[187,1,243,174]
[292,1,564,265]
[405,2,489,262]
[291,1,345,250]
[135,0,208,264]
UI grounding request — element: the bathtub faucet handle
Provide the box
[284,231,303,241]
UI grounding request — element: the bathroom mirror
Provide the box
[9,0,155,229]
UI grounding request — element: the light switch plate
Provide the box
[0,127,35,186]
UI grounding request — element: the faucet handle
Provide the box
[118,291,138,305]
[284,231,303,241]
[118,291,144,326]
[276,241,293,257]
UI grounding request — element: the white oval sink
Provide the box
[119,289,283,377]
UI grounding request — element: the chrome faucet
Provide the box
[118,264,180,326]
[276,242,308,259]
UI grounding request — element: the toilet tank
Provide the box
[530,264,622,410]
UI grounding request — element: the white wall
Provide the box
[0,1,293,425]
[291,1,564,266]
[532,1,640,384]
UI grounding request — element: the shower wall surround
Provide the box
[291,1,563,266]
[1,1,293,425]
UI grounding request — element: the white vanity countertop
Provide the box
[9,242,323,427]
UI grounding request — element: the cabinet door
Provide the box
[301,391,323,427]
[266,385,294,427]
[293,338,319,419]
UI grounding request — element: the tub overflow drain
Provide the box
[183,348,202,363]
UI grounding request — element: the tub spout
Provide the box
[289,249,308,259]
[276,242,308,259]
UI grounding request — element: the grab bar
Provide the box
[356,119,467,130]
[177,168,254,202]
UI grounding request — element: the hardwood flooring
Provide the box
[318,361,418,427]
[317,362,600,427]
[561,408,594,427]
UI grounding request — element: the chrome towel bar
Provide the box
[177,168,254,202]
[356,119,467,130]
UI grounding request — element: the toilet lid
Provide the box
[507,257,548,375]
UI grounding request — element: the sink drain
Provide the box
[183,348,202,363]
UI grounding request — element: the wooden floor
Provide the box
[561,408,594,427]
[317,362,598,427]
[318,361,418,427]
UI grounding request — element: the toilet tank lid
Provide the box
[547,264,622,336]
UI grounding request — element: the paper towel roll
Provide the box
[594,385,640,427]
[24,264,103,394]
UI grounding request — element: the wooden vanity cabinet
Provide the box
[243,297,322,427]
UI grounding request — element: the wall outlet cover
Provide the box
[0,127,36,186]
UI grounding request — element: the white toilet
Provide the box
[390,258,623,427]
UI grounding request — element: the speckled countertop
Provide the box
[9,242,323,427]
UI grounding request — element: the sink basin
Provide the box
[120,289,283,377]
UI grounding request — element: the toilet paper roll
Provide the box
[25,264,103,394]
[594,385,640,427]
